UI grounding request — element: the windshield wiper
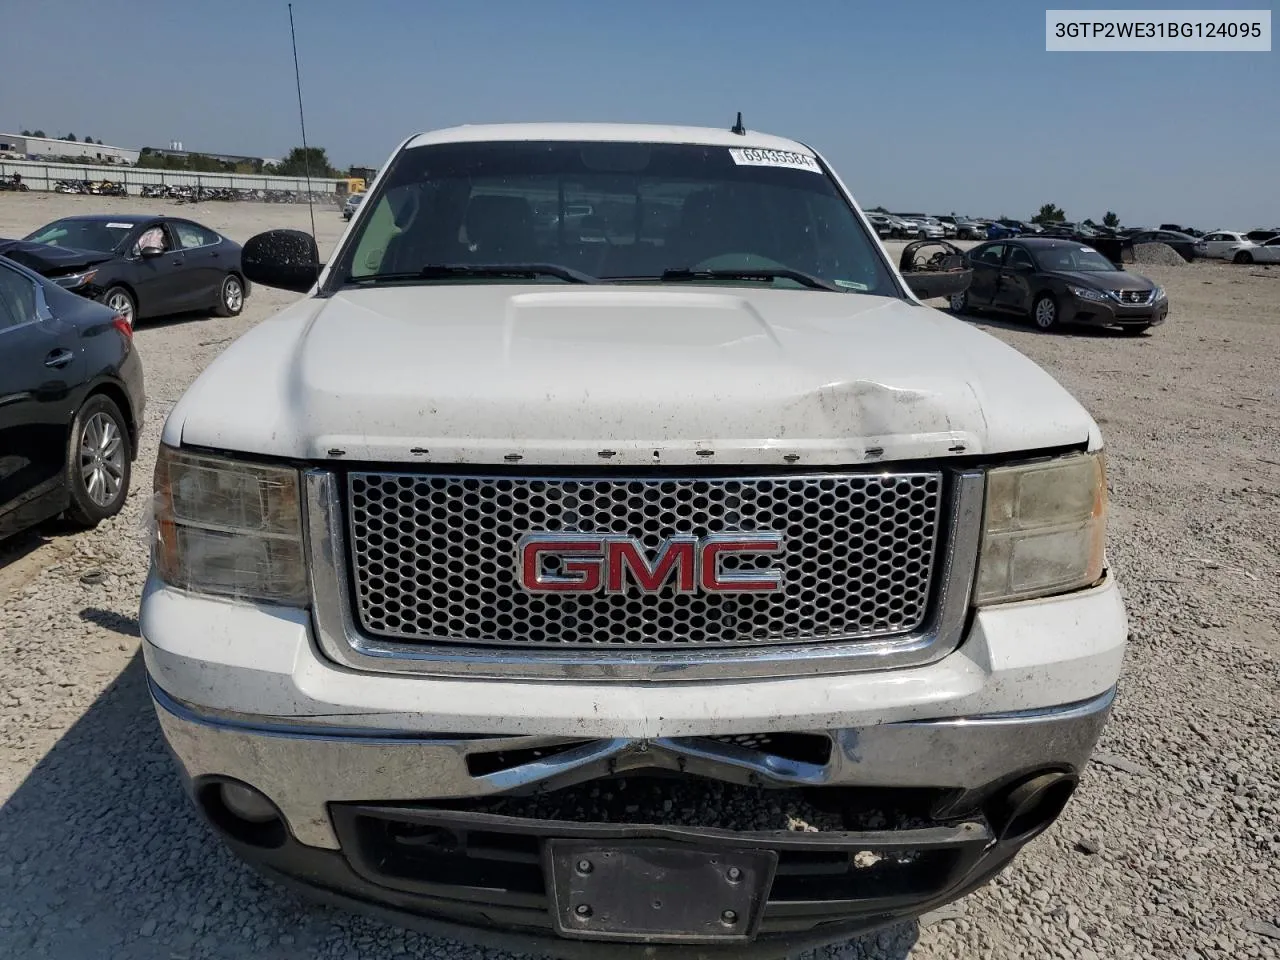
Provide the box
[422,263,600,283]
[344,263,600,286]
[658,267,842,292]
[421,263,601,284]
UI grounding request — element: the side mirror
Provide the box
[139,245,164,258]
[242,229,322,293]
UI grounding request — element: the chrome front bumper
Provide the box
[151,678,1115,850]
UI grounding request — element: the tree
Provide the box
[275,146,338,179]
[64,133,77,142]
[1032,203,1066,225]
[137,150,237,174]
[32,130,45,138]
[1103,211,1120,228]
[20,129,31,136]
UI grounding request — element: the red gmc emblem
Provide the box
[516,533,785,594]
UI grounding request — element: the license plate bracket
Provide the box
[546,841,776,943]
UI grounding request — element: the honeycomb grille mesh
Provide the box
[346,472,943,648]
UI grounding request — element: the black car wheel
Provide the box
[65,394,132,527]
[1233,250,1254,265]
[1032,293,1060,331]
[102,286,137,328]
[949,290,969,314]
[215,274,245,317]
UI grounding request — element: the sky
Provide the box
[1,0,1276,227]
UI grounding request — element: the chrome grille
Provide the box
[1113,289,1153,305]
[345,472,943,648]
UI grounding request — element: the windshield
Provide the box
[1033,245,1118,272]
[333,140,896,295]
[24,218,131,253]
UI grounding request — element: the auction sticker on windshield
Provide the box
[729,147,821,173]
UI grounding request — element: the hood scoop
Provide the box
[504,290,782,352]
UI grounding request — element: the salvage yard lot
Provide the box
[1,193,1277,960]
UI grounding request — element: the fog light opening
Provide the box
[221,782,279,823]
[198,779,288,849]
[994,772,1078,845]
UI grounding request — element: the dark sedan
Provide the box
[0,255,144,540]
[3,214,251,327]
[1128,230,1198,262]
[950,238,1168,335]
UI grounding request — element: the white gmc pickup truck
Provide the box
[141,123,1127,958]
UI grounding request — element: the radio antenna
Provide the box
[288,2,317,243]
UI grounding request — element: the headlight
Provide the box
[1153,285,1166,301]
[975,452,1107,605]
[54,268,98,290]
[152,445,308,604]
[1067,285,1110,303]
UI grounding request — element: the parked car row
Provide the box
[864,212,990,240]
[1,214,250,327]
[0,210,261,542]
[1195,229,1280,264]
[873,214,1274,267]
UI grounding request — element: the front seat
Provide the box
[464,195,538,262]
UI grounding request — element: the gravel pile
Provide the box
[1,199,1277,960]
[1131,241,1189,266]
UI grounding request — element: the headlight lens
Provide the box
[1068,284,1110,303]
[975,452,1107,605]
[153,445,308,604]
[54,268,98,290]
[1153,285,1166,301]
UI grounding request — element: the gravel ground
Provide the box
[1,194,1278,960]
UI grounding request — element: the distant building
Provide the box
[0,132,140,165]
[143,145,270,166]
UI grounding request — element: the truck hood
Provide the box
[168,285,1099,466]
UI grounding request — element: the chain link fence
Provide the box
[0,158,346,204]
